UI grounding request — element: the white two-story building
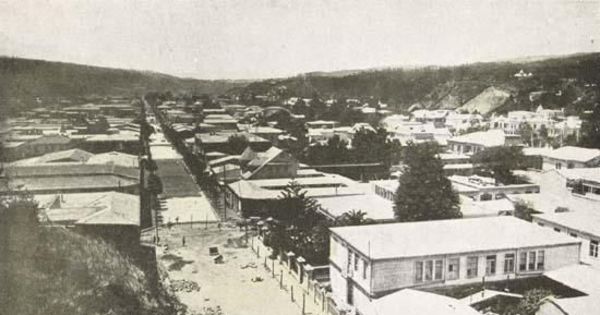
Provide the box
[329,216,581,315]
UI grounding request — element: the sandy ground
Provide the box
[155,225,315,315]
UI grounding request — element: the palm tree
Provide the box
[337,210,374,226]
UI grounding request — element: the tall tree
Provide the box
[579,103,600,149]
[471,146,527,184]
[277,180,320,228]
[394,142,461,221]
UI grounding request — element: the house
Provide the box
[532,208,600,268]
[8,149,139,168]
[225,171,364,217]
[78,132,140,155]
[447,129,522,155]
[237,124,284,145]
[4,134,74,161]
[35,191,140,254]
[1,164,139,195]
[194,132,271,156]
[541,146,600,170]
[240,147,298,180]
[329,217,581,315]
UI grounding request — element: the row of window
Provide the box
[542,223,599,259]
[415,251,545,283]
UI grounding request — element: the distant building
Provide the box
[329,217,581,315]
[4,134,74,161]
[541,146,600,170]
[447,129,521,155]
[194,132,271,156]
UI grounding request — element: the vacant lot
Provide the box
[156,225,305,315]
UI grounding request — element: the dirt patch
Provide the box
[161,253,194,271]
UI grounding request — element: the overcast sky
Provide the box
[1,0,599,80]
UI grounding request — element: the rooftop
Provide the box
[372,289,480,315]
[330,216,579,260]
[533,208,600,237]
[195,132,269,144]
[448,129,508,147]
[316,194,394,221]
[543,146,600,162]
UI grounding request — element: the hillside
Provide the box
[0,226,184,315]
[0,56,248,99]
[236,52,600,114]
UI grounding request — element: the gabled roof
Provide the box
[242,147,284,179]
[544,146,600,163]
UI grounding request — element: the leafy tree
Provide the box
[471,146,527,184]
[336,210,375,226]
[518,122,535,146]
[352,127,386,163]
[394,142,461,221]
[513,288,552,315]
[226,134,249,155]
[513,200,536,222]
[304,135,350,165]
[579,103,600,149]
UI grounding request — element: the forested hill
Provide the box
[0,57,248,99]
[236,52,600,114]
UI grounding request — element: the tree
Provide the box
[226,134,249,155]
[514,288,552,315]
[513,200,536,222]
[0,192,40,267]
[394,142,461,222]
[518,122,535,146]
[579,103,600,149]
[337,210,375,226]
[277,180,320,228]
[471,146,527,184]
[352,127,386,163]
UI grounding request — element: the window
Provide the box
[354,253,359,272]
[537,251,545,270]
[425,261,433,281]
[486,255,497,276]
[528,251,537,270]
[569,233,578,238]
[415,261,423,282]
[347,250,352,273]
[538,222,545,227]
[555,163,562,169]
[362,259,368,280]
[434,260,443,280]
[554,227,561,233]
[590,240,599,258]
[467,256,478,278]
[447,258,460,280]
[504,254,515,274]
[519,252,527,271]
